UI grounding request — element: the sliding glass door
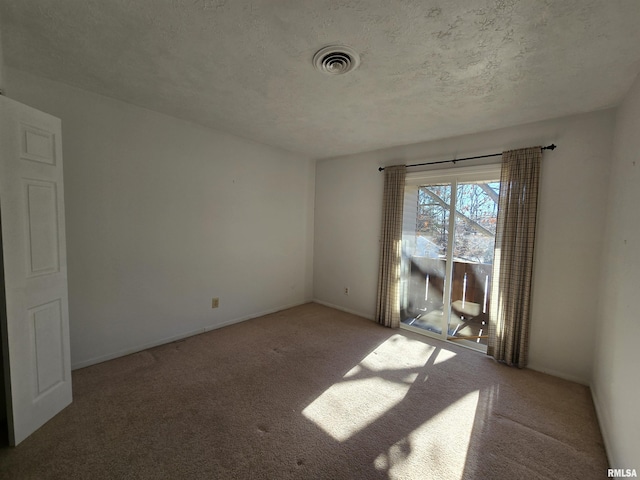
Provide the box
[400,165,501,352]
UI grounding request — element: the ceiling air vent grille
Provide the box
[313,46,360,75]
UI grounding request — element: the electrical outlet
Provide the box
[344,287,349,295]
[212,297,219,308]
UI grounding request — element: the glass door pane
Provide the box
[401,183,451,336]
[447,181,499,350]
[401,171,500,352]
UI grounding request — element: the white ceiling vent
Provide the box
[313,46,360,75]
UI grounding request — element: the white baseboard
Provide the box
[202,301,309,332]
[526,363,589,386]
[71,301,309,370]
[590,384,613,467]
[71,326,206,370]
[312,298,374,321]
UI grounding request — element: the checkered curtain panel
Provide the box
[375,165,406,328]
[488,147,542,367]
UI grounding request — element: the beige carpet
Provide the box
[0,303,607,479]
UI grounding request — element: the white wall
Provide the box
[4,67,315,369]
[0,20,5,423]
[592,74,640,468]
[314,110,615,384]
[0,24,4,91]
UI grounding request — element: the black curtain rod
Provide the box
[377,144,557,172]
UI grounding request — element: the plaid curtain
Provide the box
[488,147,542,367]
[375,165,406,328]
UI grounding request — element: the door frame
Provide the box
[400,163,502,351]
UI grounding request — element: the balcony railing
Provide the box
[402,256,492,346]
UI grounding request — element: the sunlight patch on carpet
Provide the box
[376,390,480,480]
[302,335,436,441]
[434,348,457,365]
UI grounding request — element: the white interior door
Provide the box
[0,95,72,446]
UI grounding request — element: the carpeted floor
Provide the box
[0,303,608,479]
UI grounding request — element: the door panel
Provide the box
[402,182,452,336]
[401,170,500,352]
[0,95,72,446]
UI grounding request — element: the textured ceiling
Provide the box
[2,1,640,159]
